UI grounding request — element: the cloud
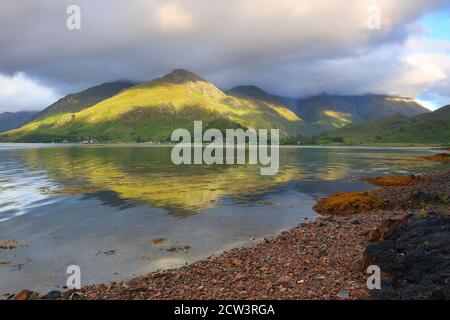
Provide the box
[0,72,59,113]
[157,3,194,33]
[0,0,449,111]
[400,37,450,107]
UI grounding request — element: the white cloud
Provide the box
[396,37,450,104]
[157,3,194,33]
[0,72,60,113]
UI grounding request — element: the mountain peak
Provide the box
[230,85,267,95]
[159,69,205,84]
[227,85,273,101]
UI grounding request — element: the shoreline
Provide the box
[0,142,446,150]
[17,168,444,300]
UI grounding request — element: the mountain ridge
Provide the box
[226,87,429,132]
[0,69,314,142]
[30,80,136,121]
[290,93,429,131]
[0,111,38,133]
[315,104,450,144]
[0,69,434,143]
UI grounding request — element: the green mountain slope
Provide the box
[284,94,429,132]
[30,81,136,121]
[227,85,318,135]
[1,70,312,143]
[0,111,38,133]
[315,105,450,144]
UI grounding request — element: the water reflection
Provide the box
[0,146,442,221]
[14,147,301,215]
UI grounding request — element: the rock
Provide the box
[69,291,82,300]
[234,273,246,281]
[274,276,292,286]
[14,290,34,300]
[44,290,61,300]
[337,289,350,299]
[131,287,147,294]
[366,212,450,299]
[232,258,242,266]
[0,240,25,250]
[411,191,442,203]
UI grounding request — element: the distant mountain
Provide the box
[316,105,450,144]
[1,70,314,142]
[0,111,38,133]
[228,89,428,133]
[1,71,432,143]
[30,81,136,121]
[287,94,429,132]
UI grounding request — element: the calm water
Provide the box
[0,144,443,295]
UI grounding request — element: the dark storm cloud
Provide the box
[0,0,449,112]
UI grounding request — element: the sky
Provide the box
[0,0,450,113]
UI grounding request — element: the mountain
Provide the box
[0,111,38,133]
[280,94,429,132]
[315,105,450,144]
[227,85,318,135]
[228,89,429,133]
[1,70,314,143]
[30,81,136,121]
[227,85,276,102]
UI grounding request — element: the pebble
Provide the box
[337,289,350,299]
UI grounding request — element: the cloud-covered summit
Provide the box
[0,0,449,112]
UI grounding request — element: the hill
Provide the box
[30,81,136,121]
[0,111,38,133]
[1,70,313,143]
[315,105,450,145]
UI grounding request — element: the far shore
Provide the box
[0,142,447,150]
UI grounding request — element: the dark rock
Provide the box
[411,191,444,204]
[365,213,450,299]
[44,290,61,300]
